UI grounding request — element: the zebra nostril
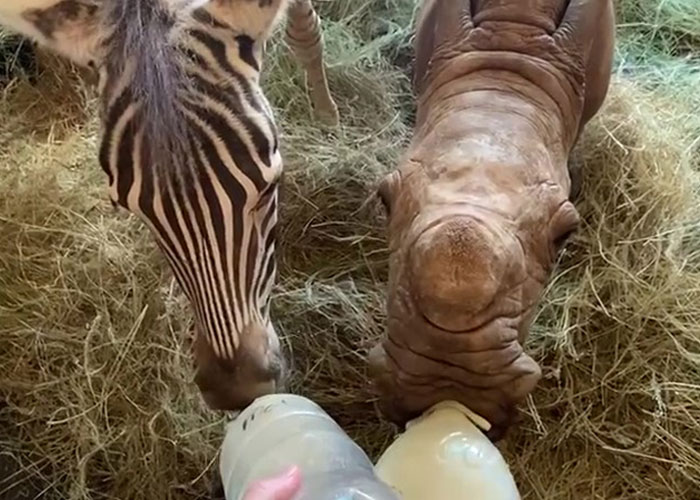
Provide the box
[200,389,226,411]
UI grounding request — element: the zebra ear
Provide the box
[0,1,102,67]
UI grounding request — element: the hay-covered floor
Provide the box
[1,1,699,499]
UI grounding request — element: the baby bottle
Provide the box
[374,400,521,499]
[219,393,400,500]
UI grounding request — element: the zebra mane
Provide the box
[103,0,191,174]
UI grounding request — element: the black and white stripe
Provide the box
[99,2,287,360]
[1,0,334,369]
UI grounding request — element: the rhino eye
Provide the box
[377,171,401,217]
[553,228,575,250]
[549,201,580,255]
[378,189,391,216]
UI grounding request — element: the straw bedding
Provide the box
[0,1,698,498]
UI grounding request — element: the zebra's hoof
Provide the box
[315,105,339,127]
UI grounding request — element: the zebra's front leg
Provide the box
[285,0,339,126]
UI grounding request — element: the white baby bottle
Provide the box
[219,393,400,500]
[374,400,521,499]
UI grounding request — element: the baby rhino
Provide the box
[370,0,615,438]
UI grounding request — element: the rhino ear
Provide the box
[0,1,102,67]
[413,0,473,94]
[553,0,606,57]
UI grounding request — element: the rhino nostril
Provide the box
[408,216,509,331]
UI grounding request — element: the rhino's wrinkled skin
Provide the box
[369,0,614,439]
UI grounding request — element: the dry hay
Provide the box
[1,2,699,499]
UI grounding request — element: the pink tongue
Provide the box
[408,216,508,332]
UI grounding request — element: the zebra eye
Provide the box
[254,182,277,212]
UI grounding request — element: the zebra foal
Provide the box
[0,0,338,410]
